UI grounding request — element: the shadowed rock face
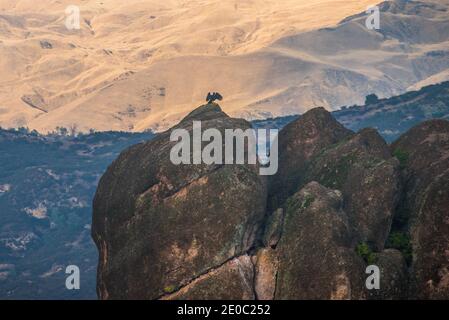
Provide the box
[92,103,267,299]
[93,104,449,300]
[410,171,449,299]
[392,120,449,299]
[304,128,401,251]
[269,107,353,210]
[274,182,366,300]
[271,109,400,251]
[369,249,408,300]
[392,120,449,215]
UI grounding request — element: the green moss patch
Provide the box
[393,148,409,169]
[356,242,377,265]
[163,285,176,294]
[386,232,413,265]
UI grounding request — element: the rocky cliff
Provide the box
[92,103,449,299]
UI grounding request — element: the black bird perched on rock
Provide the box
[206,92,223,104]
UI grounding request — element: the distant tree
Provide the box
[68,124,78,137]
[365,93,379,105]
[17,127,30,134]
[56,126,68,136]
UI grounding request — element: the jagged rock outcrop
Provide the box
[392,120,449,299]
[255,180,410,301]
[271,108,400,251]
[269,107,353,209]
[274,182,366,300]
[93,104,449,300]
[304,128,401,251]
[92,103,267,299]
[410,171,449,299]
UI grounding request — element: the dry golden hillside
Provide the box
[1,0,448,132]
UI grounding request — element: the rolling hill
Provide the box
[2,0,449,133]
